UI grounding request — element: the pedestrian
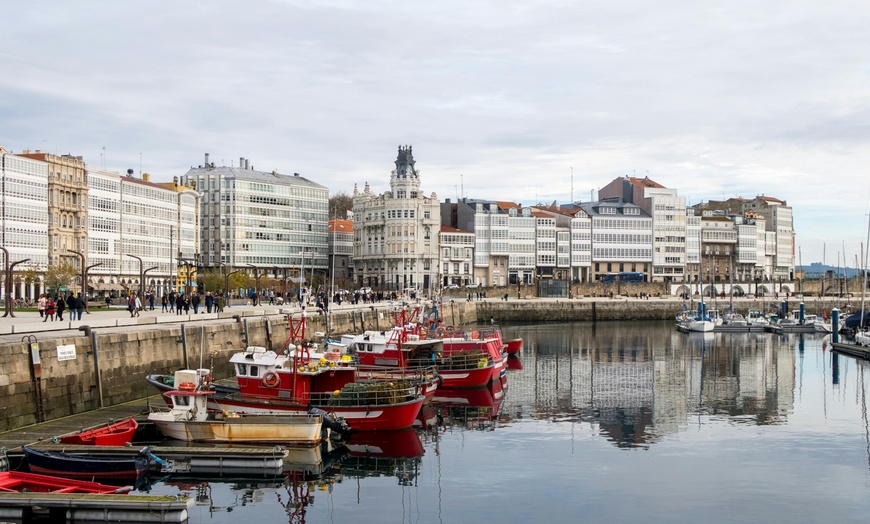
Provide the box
[37,294,46,318]
[216,294,225,313]
[176,294,184,315]
[191,293,200,314]
[169,291,176,313]
[74,293,84,320]
[161,294,168,312]
[148,293,155,311]
[205,291,214,313]
[105,295,111,308]
[183,295,190,314]
[56,295,66,321]
[44,297,55,322]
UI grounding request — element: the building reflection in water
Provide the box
[501,321,796,449]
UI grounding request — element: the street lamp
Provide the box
[1,247,29,318]
[126,254,144,298]
[69,250,101,314]
[246,264,267,305]
[225,269,242,306]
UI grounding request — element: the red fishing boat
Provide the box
[0,471,132,493]
[59,417,138,446]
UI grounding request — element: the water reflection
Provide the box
[502,321,796,448]
[138,322,870,523]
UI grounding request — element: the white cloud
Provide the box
[3,0,870,263]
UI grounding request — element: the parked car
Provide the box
[465,283,480,289]
[445,284,460,290]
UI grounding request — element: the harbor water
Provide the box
[140,320,870,523]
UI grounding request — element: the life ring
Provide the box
[178,382,196,391]
[261,371,280,388]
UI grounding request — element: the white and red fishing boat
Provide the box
[342,329,494,389]
[148,382,326,446]
[148,313,426,432]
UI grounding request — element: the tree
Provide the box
[200,270,223,293]
[44,263,77,293]
[329,192,353,219]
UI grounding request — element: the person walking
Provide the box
[161,294,168,313]
[56,295,66,321]
[44,297,55,322]
[183,295,190,314]
[175,294,184,315]
[37,294,46,318]
[169,291,176,313]
[74,293,84,320]
[191,293,200,314]
[148,293,155,311]
[205,292,214,313]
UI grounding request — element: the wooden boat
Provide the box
[148,386,326,446]
[0,471,132,493]
[59,417,138,446]
[23,445,148,479]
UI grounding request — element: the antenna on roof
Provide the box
[570,167,574,203]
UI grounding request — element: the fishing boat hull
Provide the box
[59,417,139,446]
[213,394,426,432]
[149,412,323,445]
[22,446,147,479]
[437,365,496,389]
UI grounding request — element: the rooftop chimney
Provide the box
[204,153,209,166]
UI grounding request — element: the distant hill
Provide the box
[798,262,862,278]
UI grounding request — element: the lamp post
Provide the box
[225,269,242,303]
[126,254,144,298]
[143,265,158,296]
[1,247,29,318]
[68,250,101,313]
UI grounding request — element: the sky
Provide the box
[2,1,870,266]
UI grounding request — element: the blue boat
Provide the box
[23,446,150,479]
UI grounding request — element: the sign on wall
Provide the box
[56,344,77,361]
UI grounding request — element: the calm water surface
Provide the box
[141,321,870,523]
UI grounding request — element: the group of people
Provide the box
[158,291,224,315]
[37,293,86,322]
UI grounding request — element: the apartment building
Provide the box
[328,217,354,288]
[353,146,441,292]
[18,150,87,270]
[599,176,687,283]
[439,225,475,287]
[0,147,49,299]
[87,169,200,296]
[578,198,653,281]
[182,154,329,285]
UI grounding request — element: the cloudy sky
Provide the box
[3,1,870,265]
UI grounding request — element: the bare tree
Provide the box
[329,192,353,219]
